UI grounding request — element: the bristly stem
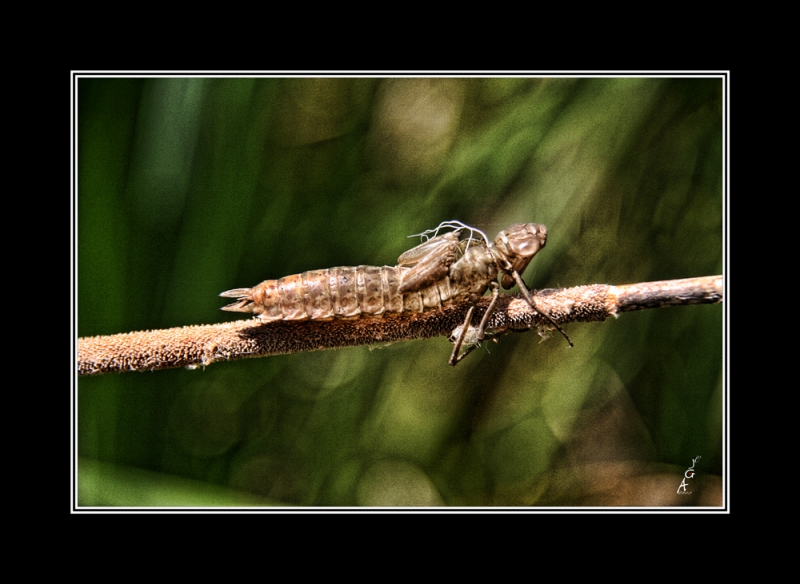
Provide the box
[77,275,722,376]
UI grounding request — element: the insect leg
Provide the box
[448,283,502,366]
[448,305,475,367]
[474,282,501,342]
[508,270,574,347]
[449,306,474,366]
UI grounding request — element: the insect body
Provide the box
[220,221,571,365]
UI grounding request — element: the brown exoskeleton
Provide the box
[220,220,571,366]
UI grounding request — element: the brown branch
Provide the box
[78,275,722,376]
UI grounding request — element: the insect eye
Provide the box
[508,236,540,257]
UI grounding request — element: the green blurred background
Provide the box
[76,76,724,507]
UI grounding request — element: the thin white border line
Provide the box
[71,70,730,78]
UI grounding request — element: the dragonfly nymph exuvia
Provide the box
[220,220,571,365]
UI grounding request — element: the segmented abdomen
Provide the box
[220,265,464,322]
